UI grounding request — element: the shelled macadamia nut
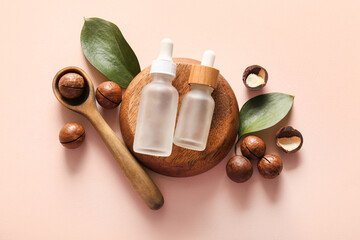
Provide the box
[242,65,268,90]
[276,126,303,153]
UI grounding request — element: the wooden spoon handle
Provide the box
[86,107,164,210]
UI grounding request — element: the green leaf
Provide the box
[239,92,294,137]
[81,17,140,88]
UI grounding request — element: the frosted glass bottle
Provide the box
[133,39,178,157]
[174,50,219,151]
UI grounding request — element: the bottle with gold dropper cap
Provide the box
[133,38,178,157]
[174,50,219,151]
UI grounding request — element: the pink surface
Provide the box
[1,0,360,239]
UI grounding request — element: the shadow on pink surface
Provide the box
[63,144,87,173]
[245,86,266,99]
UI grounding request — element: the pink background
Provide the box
[1,0,360,239]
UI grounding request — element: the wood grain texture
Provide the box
[120,58,239,177]
[53,67,164,210]
[188,65,219,89]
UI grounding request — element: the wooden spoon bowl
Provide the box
[53,67,93,111]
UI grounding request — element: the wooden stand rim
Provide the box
[120,58,239,177]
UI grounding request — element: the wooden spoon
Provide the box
[52,66,164,210]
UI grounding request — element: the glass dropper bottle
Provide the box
[133,39,179,157]
[174,50,219,151]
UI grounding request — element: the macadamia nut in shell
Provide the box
[59,123,85,149]
[58,73,85,99]
[240,135,266,160]
[96,81,122,109]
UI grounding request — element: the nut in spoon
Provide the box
[53,66,164,210]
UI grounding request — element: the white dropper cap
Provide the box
[201,50,216,67]
[157,38,173,61]
[150,38,177,79]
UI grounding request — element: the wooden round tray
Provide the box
[120,58,239,177]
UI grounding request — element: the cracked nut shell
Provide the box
[242,65,268,90]
[96,81,122,109]
[226,155,253,183]
[276,126,303,153]
[240,135,266,161]
[58,73,85,99]
[59,123,85,149]
[258,154,283,179]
